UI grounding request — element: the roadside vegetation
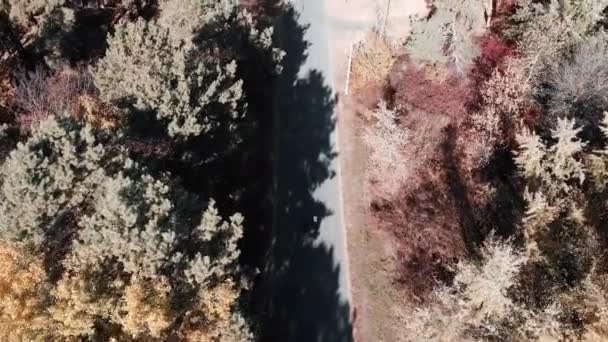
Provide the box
[0,0,282,340]
[353,0,608,340]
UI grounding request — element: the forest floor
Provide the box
[326,0,427,341]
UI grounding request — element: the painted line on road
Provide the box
[326,25,354,312]
[335,99,354,309]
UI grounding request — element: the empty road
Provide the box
[261,0,352,341]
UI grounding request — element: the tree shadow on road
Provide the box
[256,4,353,342]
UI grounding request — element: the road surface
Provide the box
[260,1,429,341]
[261,0,352,341]
[294,0,351,304]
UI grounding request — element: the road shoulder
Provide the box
[326,1,427,340]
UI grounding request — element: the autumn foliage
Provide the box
[469,33,516,87]
[0,242,48,337]
[360,0,608,339]
[389,58,475,118]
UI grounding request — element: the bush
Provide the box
[371,109,465,299]
[363,102,408,199]
[401,237,528,341]
[0,241,51,339]
[389,58,475,118]
[464,58,533,168]
[12,67,117,131]
[468,33,515,86]
[351,32,395,92]
[546,34,608,138]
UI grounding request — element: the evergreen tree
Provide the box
[94,0,282,138]
[0,114,253,340]
[403,114,608,341]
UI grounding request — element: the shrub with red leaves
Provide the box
[469,33,515,87]
[389,57,475,118]
[495,0,518,17]
[371,163,466,298]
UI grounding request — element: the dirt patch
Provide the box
[381,0,430,42]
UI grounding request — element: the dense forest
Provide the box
[0,0,283,340]
[10,0,608,340]
[353,0,608,340]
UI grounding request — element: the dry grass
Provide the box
[13,67,121,131]
[350,32,395,104]
[0,241,50,338]
[352,32,395,85]
[73,94,121,129]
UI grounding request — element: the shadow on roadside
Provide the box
[256,4,353,342]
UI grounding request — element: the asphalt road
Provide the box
[261,0,352,340]
[294,0,351,304]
